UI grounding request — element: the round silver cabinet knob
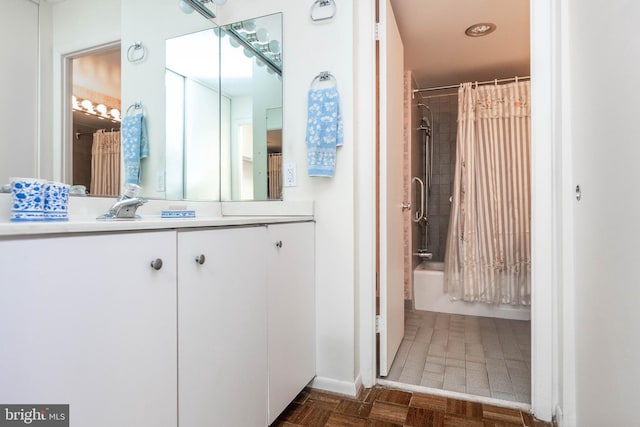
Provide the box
[195,254,206,265]
[150,258,163,270]
[275,240,283,248]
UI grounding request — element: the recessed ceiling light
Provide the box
[465,23,497,37]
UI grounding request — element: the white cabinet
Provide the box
[177,226,268,427]
[0,221,315,427]
[267,222,316,424]
[0,231,178,427]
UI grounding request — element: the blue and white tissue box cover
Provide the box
[10,178,47,221]
[44,181,70,221]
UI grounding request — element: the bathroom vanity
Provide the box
[0,203,315,427]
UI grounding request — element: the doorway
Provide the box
[375,0,533,408]
[359,0,555,421]
[65,43,121,195]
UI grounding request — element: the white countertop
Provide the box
[0,215,314,237]
[0,194,314,237]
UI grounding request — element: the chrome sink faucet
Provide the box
[97,184,147,220]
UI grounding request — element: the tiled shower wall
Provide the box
[423,94,457,262]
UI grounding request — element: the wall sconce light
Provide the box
[224,19,283,75]
[230,20,256,32]
[72,95,121,123]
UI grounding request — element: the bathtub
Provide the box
[413,261,530,321]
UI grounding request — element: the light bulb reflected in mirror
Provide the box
[268,40,281,54]
[96,104,108,115]
[178,0,194,14]
[256,28,269,43]
[80,99,94,113]
[243,20,256,31]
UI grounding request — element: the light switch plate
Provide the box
[156,171,166,192]
[284,162,297,187]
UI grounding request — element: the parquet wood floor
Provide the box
[271,386,552,427]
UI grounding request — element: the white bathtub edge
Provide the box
[413,265,531,321]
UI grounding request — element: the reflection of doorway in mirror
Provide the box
[267,132,282,200]
[69,44,122,196]
[239,124,254,200]
[266,107,283,200]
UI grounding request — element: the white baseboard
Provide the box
[309,374,363,397]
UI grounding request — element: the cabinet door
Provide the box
[0,231,177,427]
[178,226,268,427]
[267,222,316,424]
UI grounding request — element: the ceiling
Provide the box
[389,0,530,90]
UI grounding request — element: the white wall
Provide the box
[566,1,640,425]
[48,0,121,183]
[0,0,39,182]
[217,1,359,392]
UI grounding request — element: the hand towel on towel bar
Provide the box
[121,112,149,185]
[306,86,343,177]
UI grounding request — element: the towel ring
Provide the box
[310,0,336,22]
[126,101,143,116]
[311,71,337,88]
[127,42,146,63]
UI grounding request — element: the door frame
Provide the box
[356,0,563,423]
[59,41,121,185]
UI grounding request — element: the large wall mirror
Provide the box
[165,13,283,201]
[5,0,283,203]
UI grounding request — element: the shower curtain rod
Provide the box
[413,75,530,96]
[75,128,120,139]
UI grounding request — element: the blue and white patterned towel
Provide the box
[306,86,343,177]
[121,113,149,184]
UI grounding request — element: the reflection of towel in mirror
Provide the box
[121,113,149,184]
[306,87,343,177]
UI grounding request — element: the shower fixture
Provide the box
[417,103,431,116]
[414,101,435,257]
[417,103,432,124]
[417,118,431,132]
[416,103,433,135]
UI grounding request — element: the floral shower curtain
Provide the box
[91,129,121,196]
[444,81,531,305]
